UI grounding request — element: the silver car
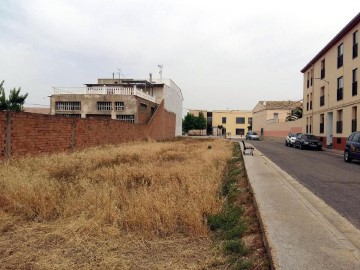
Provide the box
[285,133,297,147]
[246,131,259,140]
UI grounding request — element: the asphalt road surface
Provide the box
[247,139,360,229]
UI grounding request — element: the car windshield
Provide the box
[306,135,317,140]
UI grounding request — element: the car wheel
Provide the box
[344,151,352,162]
[299,144,303,150]
[317,146,322,151]
[285,141,288,146]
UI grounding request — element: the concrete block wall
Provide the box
[0,101,176,159]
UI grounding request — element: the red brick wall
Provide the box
[0,113,6,157]
[0,101,176,158]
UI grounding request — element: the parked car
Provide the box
[294,133,322,150]
[285,133,297,147]
[344,131,360,162]
[246,131,259,140]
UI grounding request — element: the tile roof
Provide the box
[259,101,302,110]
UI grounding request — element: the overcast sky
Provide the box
[0,1,359,112]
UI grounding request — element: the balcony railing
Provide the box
[320,95,325,106]
[52,85,156,103]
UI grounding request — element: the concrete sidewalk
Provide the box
[240,142,360,270]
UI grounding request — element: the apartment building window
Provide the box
[236,117,245,124]
[306,117,309,133]
[309,116,312,133]
[236,129,245,136]
[117,114,135,123]
[320,87,325,107]
[353,30,358,58]
[307,72,310,88]
[310,93,313,110]
[310,69,313,86]
[248,117,252,125]
[306,94,309,110]
[320,114,324,134]
[353,68,358,96]
[336,110,343,133]
[320,59,325,79]
[55,101,81,111]
[337,76,343,101]
[97,102,112,111]
[352,106,357,132]
[337,43,344,68]
[222,117,226,124]
[115,102,124,111]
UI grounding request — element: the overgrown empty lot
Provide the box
[0,138,268,269]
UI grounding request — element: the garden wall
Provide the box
[0,101,176,158]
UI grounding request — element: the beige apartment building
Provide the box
[252,101,303,140]
[301,13,360,150]
[189,109,252,137]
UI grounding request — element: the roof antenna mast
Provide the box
[158,64,163,82]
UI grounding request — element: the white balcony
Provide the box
[52,85,156,103]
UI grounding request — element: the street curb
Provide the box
[240,141,360,268]
[238,142,277,270]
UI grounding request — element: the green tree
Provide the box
[195,111,207,129]
[183,113,197,132]
[286,106,303,121]
[0,80,28,112]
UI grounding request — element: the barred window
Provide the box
[97,102,112,111]
[115,102,124,111]
[117,115,135,123]
[55,101,81,111]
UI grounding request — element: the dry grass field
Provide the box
[0,138,269,269]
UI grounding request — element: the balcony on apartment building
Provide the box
[52,85,156,103]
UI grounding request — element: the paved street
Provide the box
[247,140,360,229]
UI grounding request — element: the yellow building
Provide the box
[301,12,360,150]
[188,109,252,137]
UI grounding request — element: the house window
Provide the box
[273,113,278,119]
[236,129,245,136]
[222,117,226,124]
[117,114,135,123]
[115,102,124,111]
[336,109,343,133]
[337,43,344,68]
[352,106,357,132]
[97,102,112,111]
[139,103,148,112]
[354,31,358,58]
[320,87,325,107]
[310,93,312,110]
[236,117,245,124]
[248,117,252,125]
[353,68,358,96]
[320,114,324,134]
[55,101,81,111]
[310,69,313,86]
[337,76,343,101]
[321,59,325,79]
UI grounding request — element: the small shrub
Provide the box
[224,239,248,255]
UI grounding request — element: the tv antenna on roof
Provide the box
[158,64,163,82]
[116,68,126,83]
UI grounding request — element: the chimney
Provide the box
[263,101,267,106]
[149,73,152,83]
